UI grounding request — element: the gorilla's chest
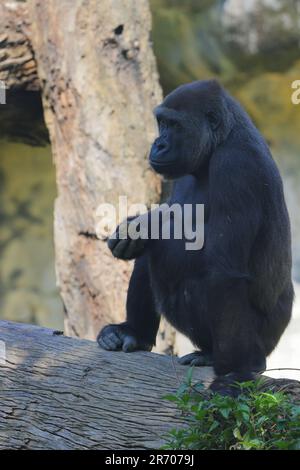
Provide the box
[150,236,202,274]
[149,174,208,274]
[170,174,209,208]
[148,175,208,316]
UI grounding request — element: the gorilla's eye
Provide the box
[158,119,169,134]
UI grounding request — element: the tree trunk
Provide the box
[28,0,163,339]
[0,2,39,91]
[0,320,214,450]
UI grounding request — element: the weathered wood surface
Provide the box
[0,2,39,90]
[0,320,214,450]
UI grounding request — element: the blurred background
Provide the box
[0,0,299,377]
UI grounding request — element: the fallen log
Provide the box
[0,1,39,90]
[0,320,213,450]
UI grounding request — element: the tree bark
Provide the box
[28,0,163,339]
[0,320,214,450]
[0,1,39,91]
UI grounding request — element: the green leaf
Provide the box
[177,383,189,396]
[186,366,194,385]
[233,427,242,440]
[161,379,300,450]
[163,394,178,402]
[208,421,220,432]
[242,439,262,450]
[220,407,231,419]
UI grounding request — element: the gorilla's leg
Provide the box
[209,278,266,395]
[251,354,266,373]
[97,256,160,352]
[178,351,213,367]
[259,283,293,358]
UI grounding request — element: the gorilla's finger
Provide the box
[124,241,144,259]
[107,233,119,251]
[124,242,136,258]
[190,357,206,366]
[178,352,197,365]
[98,332,122,350]
[122,335,138,352]
[98,336,115,350]
[113,240,130,259]
[106,332,123,349]
[98,336,113,350]
[179,352,213,367]
[178,357,190,365]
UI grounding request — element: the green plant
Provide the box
[163,370,300,450]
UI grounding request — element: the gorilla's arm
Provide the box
[97,255,160,351]
[207,146,261,281]
[206,145,265,380]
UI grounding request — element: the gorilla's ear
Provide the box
[206,111,221,131]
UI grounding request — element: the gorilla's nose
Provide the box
[150,139,170,165]
[155,138,169,153]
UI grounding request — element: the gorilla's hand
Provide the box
[97,322,153,352]
[107,216,148,260]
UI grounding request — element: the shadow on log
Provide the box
[0,320,214,450]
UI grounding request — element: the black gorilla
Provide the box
[97,80,293,393]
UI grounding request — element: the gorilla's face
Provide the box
[149,107,205,179]
[149,80,231,179]
[149,109,188,178]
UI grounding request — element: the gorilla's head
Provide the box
[149,80,234,179]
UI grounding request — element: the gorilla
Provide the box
[97,80,293,394]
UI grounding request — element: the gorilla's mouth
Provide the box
[150,159,184,179]
[150,159,177,175]
[150,158,175,166]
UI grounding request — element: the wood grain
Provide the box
[0,320,214,450]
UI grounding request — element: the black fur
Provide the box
[97,80,293,395]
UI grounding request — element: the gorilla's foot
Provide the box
[252,357,266,373]
[97,323,152,353]
[178,351,213,367]
[210,372,256,397]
